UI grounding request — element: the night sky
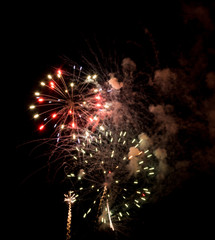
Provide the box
[15,1,215,239]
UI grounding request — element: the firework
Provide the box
[28,58,161,237]
[64,191,76,240]
[29,66,108,142]
[64,130,157,231]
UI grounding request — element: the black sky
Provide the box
[14,1,215,239]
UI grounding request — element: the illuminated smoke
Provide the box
[121,58,136,78]
[204,72,215,139]
[127,147,142,176]
[138,133,152,150]
[108,73,123,90]
[149,104,178,137]
[150,68,177,94]
[153,148,168,181]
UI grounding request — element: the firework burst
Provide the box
[28,65,112,174]
[29,66,109,142]
[64,130,158,231]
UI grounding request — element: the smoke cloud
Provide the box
[149,68,177,94]
[100,5,215,199]
[108,73,123,90]
[153,148,168,181]
[204,72,215,139]
[127,147,141,176]
[138,133,152,150]
[121,58,136,78]
[149,104,178,137]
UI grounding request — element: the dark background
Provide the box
[14,1,215,239]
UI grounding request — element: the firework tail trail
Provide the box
[64,191,76,240]
[106,199,114,231]
[97,185,108,219]
[66,201,72,240]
